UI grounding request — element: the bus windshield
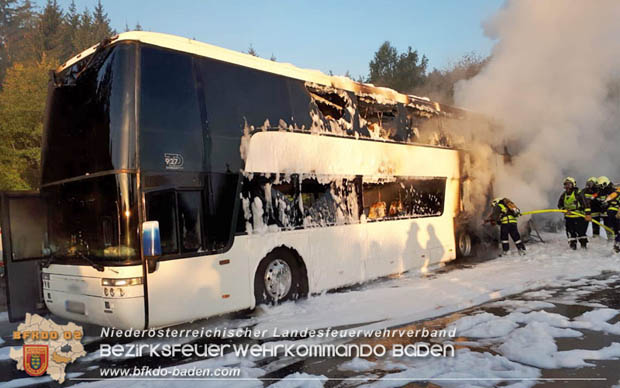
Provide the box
[41,42,136,185]
[46,173,140,264]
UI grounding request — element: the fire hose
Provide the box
[520,209,615,236]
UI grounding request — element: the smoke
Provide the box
[454,0,620,211]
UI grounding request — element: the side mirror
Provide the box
[142,221,161,273]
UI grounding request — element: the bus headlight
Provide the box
[101,277,143,287]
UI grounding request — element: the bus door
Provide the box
[1,192,49,322]
[144,189,229,327]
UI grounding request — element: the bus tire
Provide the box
[456,230,473,258]
[254,247,307,305]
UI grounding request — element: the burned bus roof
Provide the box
[57,31,468,118]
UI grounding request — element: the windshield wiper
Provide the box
[41,254,57,269]
[76,251,105,272]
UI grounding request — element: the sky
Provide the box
[33,0,503,79]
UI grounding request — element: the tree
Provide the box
[0,0,36,82]
[71,8,92,52]
[247,44,258,57]
[91,0,113,41]
[415,52,488,104]
[62,0,79,57]
[368,41,428,93]
[28,0,64,62]
[0,54,57,189]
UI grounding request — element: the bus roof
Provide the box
[58,31,468,117]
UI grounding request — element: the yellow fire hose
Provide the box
[521,209,615,236]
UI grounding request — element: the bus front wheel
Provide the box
[254,248,307,305]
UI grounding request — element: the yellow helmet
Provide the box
[587,176,598,184]
[598,176,611,186]
[563,177,576,187]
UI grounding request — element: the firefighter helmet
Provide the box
[491,197,503,206]
[598,176,611,186]
[563,177,576,187]
[586,176,598,189]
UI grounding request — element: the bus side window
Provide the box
[400,178,446,217]
[204,173,238,251]
[177,191,202,253]
[300,178,339,226]
[363,180,404,220]
[145,191,178,255]
[270,180,299,229]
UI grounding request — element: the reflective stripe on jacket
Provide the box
[558,189,587,218]
[498,203,517,224]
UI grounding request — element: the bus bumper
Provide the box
[44,289,145,329]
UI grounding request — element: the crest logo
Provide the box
[164,153,184,170]
[23,345,49,376]
[11,314,86,383]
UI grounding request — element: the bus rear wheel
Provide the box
[254,248,306,305]
[456,230,473,258]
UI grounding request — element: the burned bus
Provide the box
[1,31,482,329]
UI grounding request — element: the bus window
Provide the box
[203,173,238,252]
[146,191,178,255]
[195,57,293,136]
[178,191,202,253]
[239,174,301,232]
[140,46,204,172]
[301,178,340,227]
[270,180,300,229]
[358,96,399,139]
[363,177,446,220]
[400,178,446,217]
[363,181,394,220]
[306,84,347,121]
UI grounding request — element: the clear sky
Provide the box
[34,0,503,79]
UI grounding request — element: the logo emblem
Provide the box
[23,345,48,376]
[164,153,184,170]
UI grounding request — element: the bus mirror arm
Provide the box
[146,255,158,273]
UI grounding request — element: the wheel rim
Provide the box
[264,259,292,300]
[459,233,472,256]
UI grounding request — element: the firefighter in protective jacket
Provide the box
[558,177,589,249]
[599,179,620,252]
[488,198,526,255]
[597,176,618,244]
[582,177,601,237]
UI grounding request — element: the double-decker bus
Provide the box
[1,32,482,329]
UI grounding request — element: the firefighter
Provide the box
[598,177,620,252]
[608,185,620,253]
[558,177,589,249]
[582,177,601,238]
[597,177,617,236]
[488,197,526,255]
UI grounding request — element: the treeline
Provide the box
[0,4,484,190]
[0,0,135,190]
[367,41,488,105]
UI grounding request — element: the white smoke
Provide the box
[455,0,620,211]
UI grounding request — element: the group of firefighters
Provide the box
[488,176,620,255]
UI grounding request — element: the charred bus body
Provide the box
[2,32,492,329]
